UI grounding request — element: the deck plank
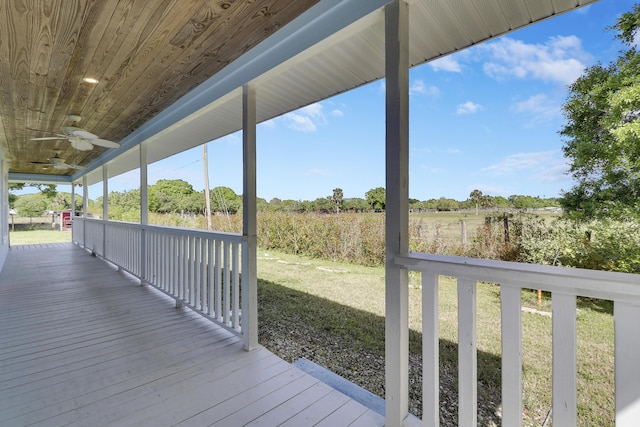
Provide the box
[0,242,384,426]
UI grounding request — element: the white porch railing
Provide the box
[72,217,248,340]
[396,252,640,427]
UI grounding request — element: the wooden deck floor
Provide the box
[0,243,384,426]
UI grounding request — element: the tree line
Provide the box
[9,179,560,219]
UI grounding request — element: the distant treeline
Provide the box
[93,180,560,217]
[10,179,560,219]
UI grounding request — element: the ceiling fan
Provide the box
[30,127,120,151]
[30,151,86,171]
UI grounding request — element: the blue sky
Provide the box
[99,0,635,202]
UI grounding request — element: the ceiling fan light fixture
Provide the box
[67,114,82,122]
[82,77,99,84]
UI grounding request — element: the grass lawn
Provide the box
[10,229,72,245]
[257,249,614,426]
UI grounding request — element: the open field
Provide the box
[409,209,562,245]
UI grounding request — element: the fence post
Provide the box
[461,220,467,251]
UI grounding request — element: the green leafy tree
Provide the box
[15,194,48,219]
[313,197,334,213]
[212,186,241,214]
[365,187,386,211]
[9,183,56,208]
[560,4,640,219]
[151,179,197,213]
[342,197,369,212]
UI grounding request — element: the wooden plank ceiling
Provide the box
[0,0,319,177]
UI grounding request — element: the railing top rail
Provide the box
[396,252,640,303]
[74,217,243,243]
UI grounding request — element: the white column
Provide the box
[70,183,75,216]
[102,164,108,258]
[82,175,88,218]
[82,175,88,249]
[70,183,76,240]
[102,164,108,220]
[140,143,148,284]
[140,142,148,225]
[242,83,258,351]
[384,1,409,426]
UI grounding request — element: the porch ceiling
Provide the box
[2,0,599,186]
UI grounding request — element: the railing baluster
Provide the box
[189,235,194,303]
[200,237,206,311]
[207,239,214,316]
[552,292,577,426]
[458,278,477,426]
[232,242,240,330]
[224,241,231,326]
[422,272,439,427]
[501,285,522,427]
[182,235,188,303]
[194,237,200,305]
[215,239,222,321]
[615,301,640,425]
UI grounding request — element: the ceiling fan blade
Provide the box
[90,138,120,149]
[68,129,98,139]
[69,139,94,151]
[30,136,66,141]
[30,161,51,165]
[67,163,86,170]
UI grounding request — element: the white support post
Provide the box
[70,183,75,216]
[615,301,640,426]
[384,1,409,425]
[242,83,258,351]
[82,175,88,248]
[102,164,108,221]
[82,176,88,218]
[140,142,148,284]
[102,164,108,258]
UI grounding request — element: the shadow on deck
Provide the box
[0,243,383,426]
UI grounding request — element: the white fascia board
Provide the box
[9,173,73,184]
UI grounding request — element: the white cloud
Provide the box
[430,55,462,73]
[456,101,483,115]
[282,102,328,133]
[482,150,568,179]
[330,109,344,117]
[512,93,562,126]
[480,36,591,85]
[410,80,440,97]
[260,119,276,128]
[286,113,318,132]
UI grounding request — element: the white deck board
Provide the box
[0,243,384,426]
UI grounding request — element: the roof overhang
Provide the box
[13,0,600,186]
